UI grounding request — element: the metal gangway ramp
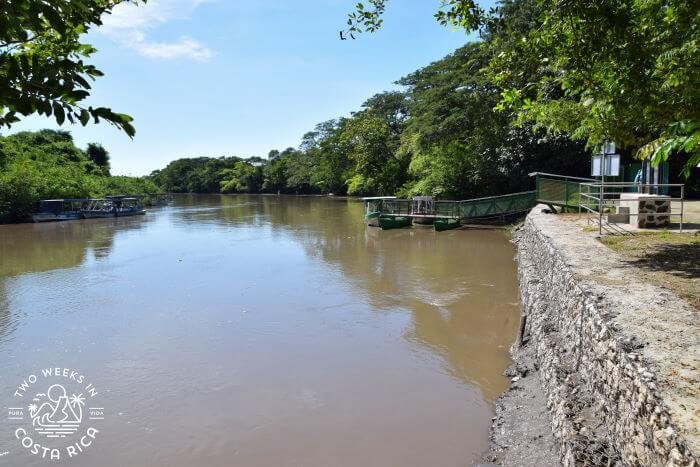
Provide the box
[372,191,538,222]
[366,174,615,230]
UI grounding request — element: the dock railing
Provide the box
[457,191,536,220]
[579,182,686,235]
[367,174,689,234]
[376,191,537,221]
[531,172,595,209]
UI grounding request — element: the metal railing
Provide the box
[579,182,686,235]
[457,191,536,219]
[532,172,595,208]
[376,191,537,220]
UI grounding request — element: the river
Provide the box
[0,195,519,466]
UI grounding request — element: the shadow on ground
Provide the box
[669,221,700,231]
[625,242,700,278]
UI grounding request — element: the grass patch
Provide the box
[601,231,700,252]
[600,231,700,310]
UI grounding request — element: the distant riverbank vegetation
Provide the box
[0,130,158,223]
[152,0,699,196]
[4,0,697,223]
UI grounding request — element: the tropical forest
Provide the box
[1,0,698,223]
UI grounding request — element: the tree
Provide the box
[397,39,588,198]
[360,92,409,135]
[85,143,110,175]
[153,157,239,193]
[302,121,352,194]
[0,1,140,136]
[220,161,263,193]
[262,154,288,192]
[490,1,700,160]
[0,130,158,222]
[638,121,700,178]
[284,150,319,193]
[343,0,700,176]
[341,0,482,39]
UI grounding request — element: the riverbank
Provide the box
[482,342,559,465]
[486,206,699,466]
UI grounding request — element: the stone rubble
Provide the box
[511,207,698,466]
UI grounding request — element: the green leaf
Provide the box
[53,103,65,125]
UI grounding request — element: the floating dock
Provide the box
[364,191,538,231]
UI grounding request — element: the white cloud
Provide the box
[137,36,212,60]
[99,0,213,61]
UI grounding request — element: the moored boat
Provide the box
[379,215,412,230]
[32,199,88,223]
[411,196,435,225]
[362,196,397,227]
[366,211,381,227]
[114,196,146,217]
[434,218,460,231]
[82,198,116,218]
[82,195,146,219]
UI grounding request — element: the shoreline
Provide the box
[481,342,559,466]
[484,206,699,466]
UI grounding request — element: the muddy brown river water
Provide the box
[0,195,519,467]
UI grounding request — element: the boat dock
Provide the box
[364,191,538,230]
[364,174,591,230]
[32,195,148,222]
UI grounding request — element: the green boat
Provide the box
[379,216,412,230]
[365,210,381,227]
[434,218,460,231]
[362,196,397,227]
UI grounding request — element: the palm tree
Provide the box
[69,394,86,421]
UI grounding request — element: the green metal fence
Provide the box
[457,191,537,219]
[381,199,411,215]
[373,173,596,221]
[375,191,537,220]
[535,174,592,208]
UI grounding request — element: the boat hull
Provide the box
[366,211,381,227]
[379,216,412,230]
[82,211,116,219]
[32,212,83,223]
[434,218,460,231]
[412,217,434,225]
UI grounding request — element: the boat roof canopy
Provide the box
[361,196,397,200]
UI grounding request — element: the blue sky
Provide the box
[9,0,483,175]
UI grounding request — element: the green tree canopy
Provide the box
[0,0,140,136]
[344,0,700,176]
[86,142,110,175]
[0,130,157,222]
[490,1,700,152]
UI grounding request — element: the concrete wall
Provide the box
[514,207,698,466]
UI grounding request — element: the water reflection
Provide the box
[266,196,518,400]
[0,195,519,467]
[165,195,519,400]
[0,283,18,346]
[0,215,153,277]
